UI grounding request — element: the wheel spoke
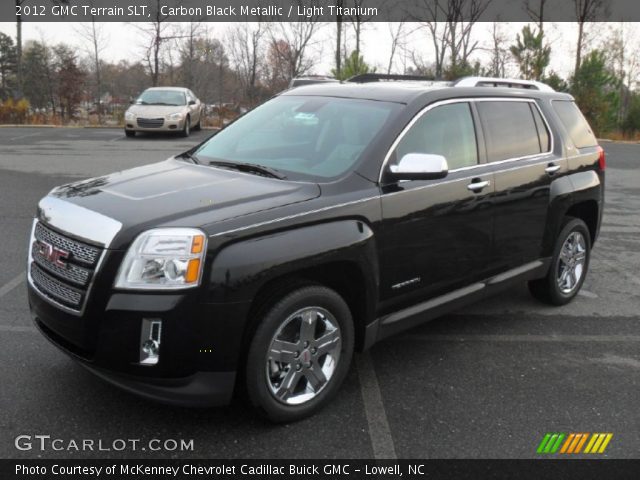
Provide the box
[559,267,570,288]
[299,310,317,342]
[269,339,299,364]
[568,268,577,289]
[315,329,340,357]
[275,368,302,401]
[559,248,572,264]
[304,364,327,391]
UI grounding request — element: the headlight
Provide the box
[124,111,135,121]
[168,112,183,121]
[115,228,206,290]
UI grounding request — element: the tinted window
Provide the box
[394,102,478,170]
[530,104,551,152]
[195,96,397,181]
[477,101,542,161]
[552,100,597,148]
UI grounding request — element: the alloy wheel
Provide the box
[265,307,341,405]
[556,231,587,294]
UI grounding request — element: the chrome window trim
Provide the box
[378,97,555,183]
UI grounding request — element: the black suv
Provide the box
[27,75,604,422]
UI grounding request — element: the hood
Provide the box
[127,104,188,117]
[45,158,320,248]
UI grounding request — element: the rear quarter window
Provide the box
[552,100,597,148]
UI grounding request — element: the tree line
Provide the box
[1,0,639,136]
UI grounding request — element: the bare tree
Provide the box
[411,1,448,78]
[75,18,108,123]
[348,0,375,58]
[412,0,491,79]
[444,0,492,74]
[334,0,345,77]
[268,20,324,81]
[179,22,204,89]
[387,22,407,74]
[487,22,510,78]
[573,0,607,76]
[603,23,640,124]
[226,22,266,105]
[525,0,547,34]
[133,1,186,86]
[15,0,26,95]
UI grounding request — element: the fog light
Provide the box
[140,318,162,365]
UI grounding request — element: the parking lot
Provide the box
[1,127,639,459]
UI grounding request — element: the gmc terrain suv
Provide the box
[28,75,604,422]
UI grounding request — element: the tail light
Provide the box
[597,146,606,171]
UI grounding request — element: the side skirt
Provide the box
[363,258,551,349]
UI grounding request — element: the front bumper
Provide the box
[125,118,185,132]
[28,281,251,407]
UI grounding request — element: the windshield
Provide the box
[136,89,186,106]
[194,95,398,181]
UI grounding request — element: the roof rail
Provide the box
[347,73,435,83]
[454,76,555,92]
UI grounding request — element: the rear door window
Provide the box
[552,100,597,148]
[476,101,543,162]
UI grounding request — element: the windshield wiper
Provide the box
[207,160,287,179]
[178,152,200,164]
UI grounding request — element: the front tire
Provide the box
[125,129,135,138]
[245,286,354,422]
[180,116,190,137]
[529,217,591,305]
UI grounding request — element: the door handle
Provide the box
[467,180,490,192]
[545,164,561,174]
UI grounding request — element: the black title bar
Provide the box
[2,0,639,23]
[3,459,640,480]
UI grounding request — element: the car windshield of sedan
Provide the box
[136,90,186,106]
[194,95,399,181]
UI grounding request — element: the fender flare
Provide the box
[543,170,602,256]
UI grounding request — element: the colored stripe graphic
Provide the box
[537,433,565,454]
[538,433,613,454]
[585,433,613,454]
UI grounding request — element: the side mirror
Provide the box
[188,100,196,106]
[389,153,449,181]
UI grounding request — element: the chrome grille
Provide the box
[137,117,165,128]
[29,221,104,313]
[34,222,100,265]
[31,263,83,308]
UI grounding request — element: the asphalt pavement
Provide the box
[0,127,639,459]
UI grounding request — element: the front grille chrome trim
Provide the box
[36,196,122,248]
[27,219,107,316]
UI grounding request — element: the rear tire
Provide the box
[125,129,135,138]
[245,285,354,423]
[529,217,591,306]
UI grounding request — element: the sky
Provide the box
[0,21,631,81]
